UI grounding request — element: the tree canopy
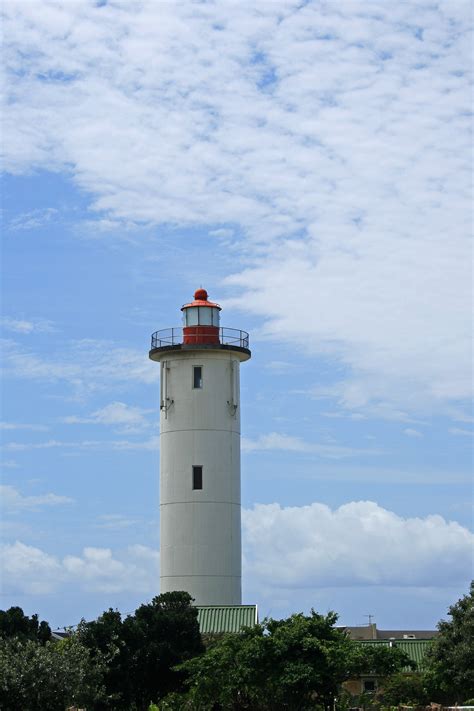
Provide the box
[78,591,204,710]
[0,635,104,711]
[6,585,473,710]
[162,610,411,711]
[425,580,474,703]
[0,606,51,644]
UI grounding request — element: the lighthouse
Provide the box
[149,289,251,605]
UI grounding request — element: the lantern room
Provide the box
[181,288,221,345]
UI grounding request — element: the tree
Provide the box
[0,635,105,711]
[0,606,51,644]
[77,608,127,709]
[162,610,411,711]
[425,580,474,703]
[123,591,204,709]
[78,591,204,710]
[379,672,428,705]
[350,643,415,678]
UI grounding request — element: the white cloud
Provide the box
[0,484,73,511]
[8,208,59,231]
[1,318,56,334]
[0,460,19,469]
[242,432,378,459]
[242,501,473,590]
[64,401,152,431]
[3,435,160,452]
[2,500,470,597]
[265,361,292,373]
[449,427,473,437]
[1,1,471,417]
[1,338,157,396]
[0,422,49,432]
[403,428,423,438]
[96,514,141,530]
[1,541,159,595]
[65,544,159,593]
[1,541,63,594]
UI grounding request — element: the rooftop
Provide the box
[357,639,434,671]
[195,605,258,634]
[342,623,438,641]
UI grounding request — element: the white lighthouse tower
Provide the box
[149,288,251,605]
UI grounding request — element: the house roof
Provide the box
[195,605,258,634]
[342,624,438,641]
[357,639,433,671]
[377,629,438,640]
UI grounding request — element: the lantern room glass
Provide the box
[183,307,220,327]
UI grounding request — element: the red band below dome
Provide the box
[183,325,220,345]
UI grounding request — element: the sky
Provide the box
[1,0,472,631]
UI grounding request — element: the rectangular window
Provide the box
[192,465,203,490]
[363,680,376,693]
[193,366,203,389]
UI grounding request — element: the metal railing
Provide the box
[151,327,249,350]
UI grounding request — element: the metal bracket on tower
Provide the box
[160,398,174,414]
[160,361,174,419]
[227,360,238,417]
[227,400,238,416]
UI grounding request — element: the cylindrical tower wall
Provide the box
[158,349,244,605]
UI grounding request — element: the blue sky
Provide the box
[1,0,472,631]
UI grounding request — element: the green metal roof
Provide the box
[395,640,433,670]
[196,605,258,634]
[358,639,433,671]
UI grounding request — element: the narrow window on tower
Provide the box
[192,465,203,490]
[193,366,203,389]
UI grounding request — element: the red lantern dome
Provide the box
[181,288,221,345]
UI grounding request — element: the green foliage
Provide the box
[0,606,51,644]
[77,608,126,707]
[351,644,415,678]
[0,635,105,711]
[379,672,429,705]
[78,591,204,710]
[424,580,474,703]
[162,609,410,711]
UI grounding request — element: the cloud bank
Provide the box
[2,1,472,417]
[1,501,471,597]
[243,500,473,589]
[1,541,159,595]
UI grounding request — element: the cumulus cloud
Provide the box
[1,541,159,595]
[242,500,473,590]
[2,500,470,597]
[0,484,73,511]
[1,1,471,418]
[1,541,63,594]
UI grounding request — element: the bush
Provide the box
[0,636,105,711]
